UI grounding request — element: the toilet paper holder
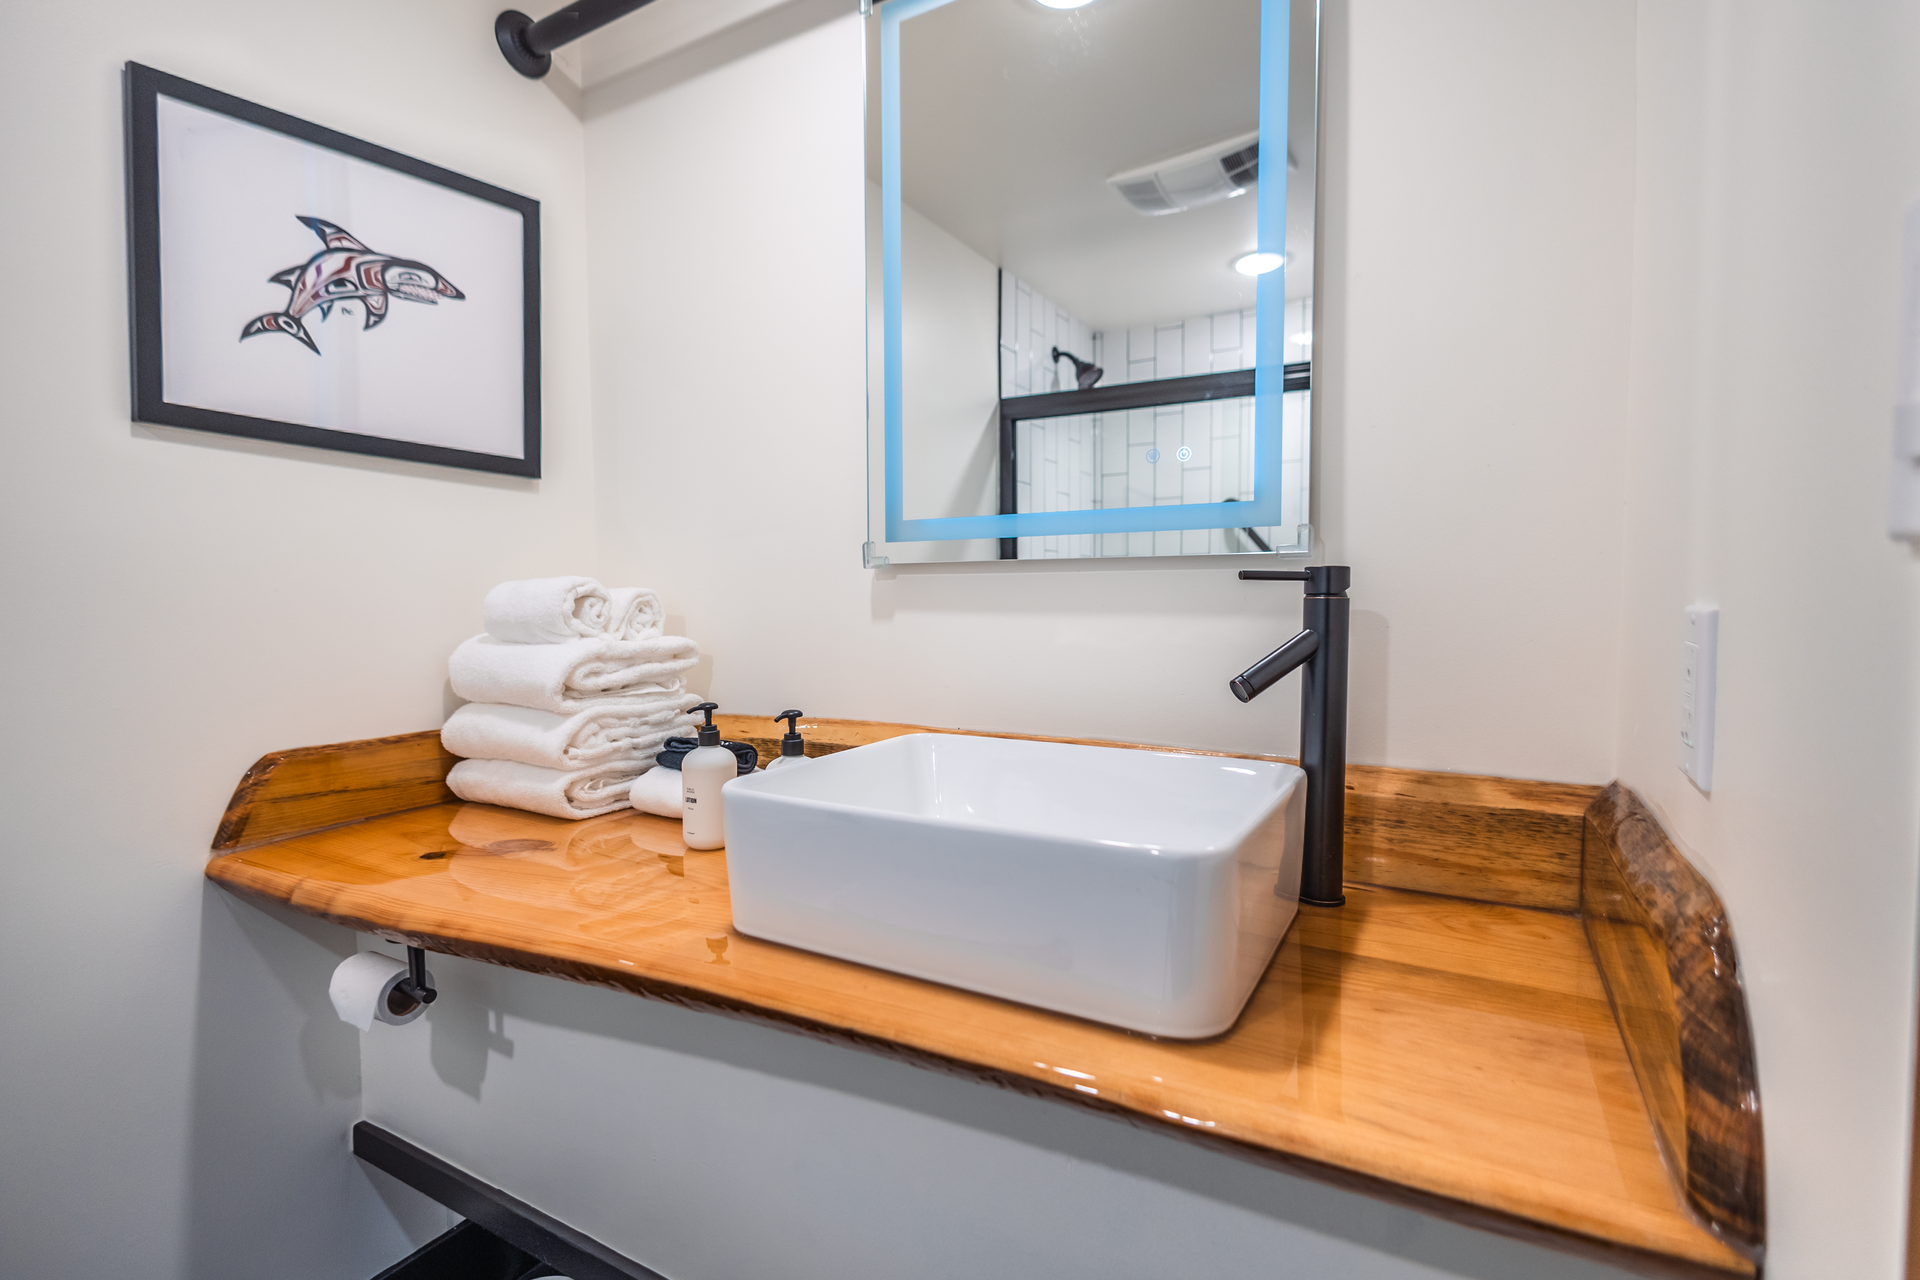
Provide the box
[394,946,438,1013]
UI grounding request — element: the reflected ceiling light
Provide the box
[1034,0,1098,8]
[1233,251,1284,276]
[1291,330,1313,346]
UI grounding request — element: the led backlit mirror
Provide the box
[865,0,1317,564]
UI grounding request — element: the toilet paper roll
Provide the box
[329,951,434,1031]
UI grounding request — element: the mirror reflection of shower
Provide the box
[996,268,1312,561]
[1052,347,1104,391]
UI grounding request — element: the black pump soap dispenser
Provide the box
[765,710,811,772]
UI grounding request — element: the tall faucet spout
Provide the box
[1233,564,1351,908]
[1230,629,1319,702]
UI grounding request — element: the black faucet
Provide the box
[1231,565,1350,907]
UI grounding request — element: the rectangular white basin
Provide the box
[722,734,1306,1038]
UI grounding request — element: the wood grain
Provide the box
[212,730,458,851]
[717,716,1600,911]
[206,795,1752,1277]
[1582,784,1764,1261]
[1343,765,1597,911]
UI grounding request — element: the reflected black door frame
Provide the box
[994,364,1308,560]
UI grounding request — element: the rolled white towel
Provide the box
[628,764,684,818]
[449,634,700,714]
[604,587,665,641]
[447,757,646,820]
[441,698,699,770]
[628,763,757,821]
[483,576,612,644]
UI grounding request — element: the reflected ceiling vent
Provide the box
[1108,131,1259,216]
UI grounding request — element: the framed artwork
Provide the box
[123,62,541,477]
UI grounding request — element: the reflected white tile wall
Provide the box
[1003,270,1309,560]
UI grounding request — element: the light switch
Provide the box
[1678,605,1718,792]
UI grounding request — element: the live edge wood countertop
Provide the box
[205,717,1755,1280]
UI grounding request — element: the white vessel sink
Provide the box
[722,734,1306,1038]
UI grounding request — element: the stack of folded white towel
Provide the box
[442,577,700,820]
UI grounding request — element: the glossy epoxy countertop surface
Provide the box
[206,801,1749,1276]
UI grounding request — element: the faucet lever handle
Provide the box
[1240,565,1351,596]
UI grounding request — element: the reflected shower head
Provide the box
[1051,347,1104,391]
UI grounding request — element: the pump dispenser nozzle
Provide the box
[774,710,806,759]
[764,709,812,772]
[690,702,721,747]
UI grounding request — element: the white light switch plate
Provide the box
[1679,605,1718,792]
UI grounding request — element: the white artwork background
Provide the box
[156,95,526,459]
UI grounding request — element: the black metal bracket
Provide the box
[392,945,438,1015]
[1232,565,1350,907]
[496,0,662,78]
[355,1123,669,1280]
[369,1220,547,1280]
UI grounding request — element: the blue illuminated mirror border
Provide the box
[877,0,1296,546]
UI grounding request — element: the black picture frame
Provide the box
[123,62,542,477]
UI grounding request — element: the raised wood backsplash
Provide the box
[1583,784,1765,1258]
[213,730,457,851]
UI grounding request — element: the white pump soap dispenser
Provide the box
[764,710,812,772]
[681,702,735,850]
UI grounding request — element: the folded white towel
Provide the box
[482,576,612,644]
[441,698,698,770]
[604,586,665,641]
[628,764,684,818]
[447,757,646,820]
[449,633,700,714]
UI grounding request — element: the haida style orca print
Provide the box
[240,216,464,354]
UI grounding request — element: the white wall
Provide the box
[1319,0,1638,781]
[1613,1,1920,1275]
[0,1,602,1275]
